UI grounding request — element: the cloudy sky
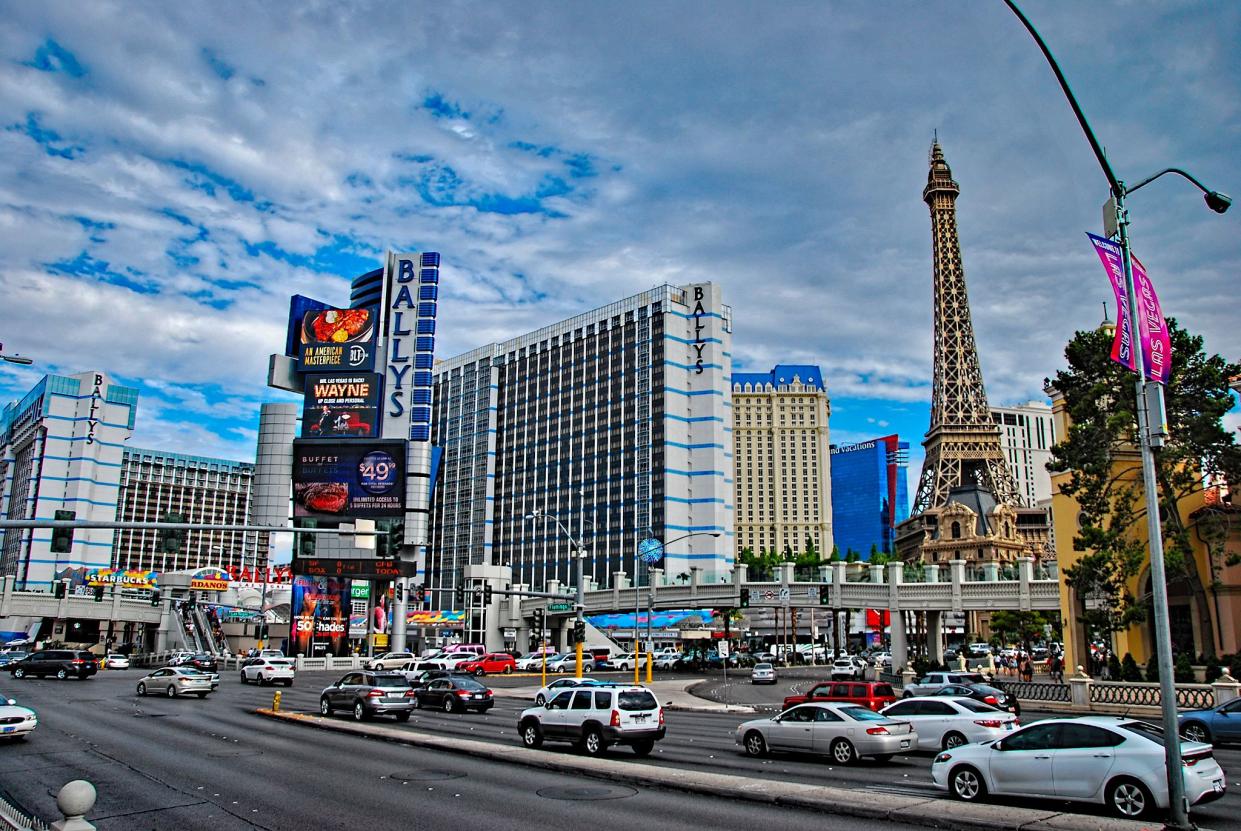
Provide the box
[1,2,1238,506]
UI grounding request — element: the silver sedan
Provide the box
[735,702,916,764]
[135,667,214,698]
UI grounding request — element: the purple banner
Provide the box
[1086,233,1170,382]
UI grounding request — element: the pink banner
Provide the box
[1086,233,1170,383]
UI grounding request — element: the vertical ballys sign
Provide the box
[383,252,439,442]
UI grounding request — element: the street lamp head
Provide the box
[1205,190,1232,214]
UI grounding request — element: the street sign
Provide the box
[547,602,573,612]
[717,641,730,658]
[778,587,791,603]
[502,627,517,639]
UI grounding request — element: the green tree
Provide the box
[802,535,820,565]
[782,542,795,562]
[845,549,860,564]
[869,543,880,561]
[1120,652,1142,682]
[1174,653,1195,684]
[1049,321,1241,655]
[1145,654,1160,682]
[988,610,1054,652]
[829,544,841,563]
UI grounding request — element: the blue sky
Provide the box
[0,2,1238,508]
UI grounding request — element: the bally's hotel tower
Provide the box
[428,283,734,605]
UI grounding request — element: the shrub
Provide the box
[1145,654,1160,683]
[1120,653,1142,682]
[1205,663,1223,683]
[1174,653,1194,684]
[1107,653,1122,681]
[1229,653,1241,679]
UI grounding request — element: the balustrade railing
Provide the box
[1089,681,1215,710]
[991,679,1071,703]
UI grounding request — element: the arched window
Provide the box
[951,521,961,539]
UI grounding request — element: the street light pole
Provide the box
[1004,5,1231,828]
[526,509,589,678]
[635,530,722,684]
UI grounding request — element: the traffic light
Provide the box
[93,585,105,602]
[54,580,67,599]
[483,584,493,605]
[819,585,830,605]
[159,512,185,554]
[572,619,586,644]
[150,589,161,607]
[454,583,465,605]
[297,518,318,558]
[377,519,404,559]
[51,510,76,553]
[395,582,404,603]
[415,584,426,604]
[739,588,750,608]
[532,608,545,631]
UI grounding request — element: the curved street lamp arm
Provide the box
[1002,0,1122,198]
[1126,167,1211,197]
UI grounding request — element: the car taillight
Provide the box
[866,726,889,735]
[983,696,998,705]
[405,690,417,698]
[366,689,384,698]
[973,719,1004,728]
[658,709,665,726]
[1183,751,1213,767]
[610,710,621,727]
[71,659,83,664]
[456,690,472,697]
[264,666,274,671]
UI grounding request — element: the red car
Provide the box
[782,681,898,712]
[456,653,517,676]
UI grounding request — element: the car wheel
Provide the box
[443,697,457,714]
[901,690,912,699]
[503,666,513,674]
[942,731,967,750]
[136,682,146,696]
[56,669,68,680]
[395,712,411,723]
[949,766,986,802]
[166,685,177,698]
[557,666,568,674]
[535,694,546,706]
[1181,721,1211,744]
[260,676,270,687]
[353,701,367,722]
[872,753,894,763]
[13,669,24,679]
[830,738,856,765]
[319,697,332,716]
[521,720,543,748]
[631,738,655,756]
[580,727,606,757]
[196,692,208,699]
[743,730,768,757]
[240,672,248,684]
[473,668,485,677]
[1106,777,1152,819]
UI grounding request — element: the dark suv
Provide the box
[10,650,99,680]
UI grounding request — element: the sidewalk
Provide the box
[253,707,1160,831]
[491,678,756,714]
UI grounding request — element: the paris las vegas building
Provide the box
[426,283,735,607]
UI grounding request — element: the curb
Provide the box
[252,708,1159,831]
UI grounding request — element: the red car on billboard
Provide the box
[456,653,517,676]
[307,409,373,437]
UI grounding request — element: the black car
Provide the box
[187,653,218,672]
[413,676,493,713]
[9,650,99,680]
[926,682,1020,716]
[403,668,458,690]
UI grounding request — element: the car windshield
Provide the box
[873,685,895,697]
[618,691,658,711]
[455,678,487,691]
[268,660,291,667]
[373,674,408,687]
[839,706,886,721]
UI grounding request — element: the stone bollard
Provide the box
[1213,673,1240,706]
[51,780,96,831]
[1068,666,1092,711]
[900,663,916,691]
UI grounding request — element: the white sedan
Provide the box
[515,653,557,672]
[104,654,130,670]
[751,663,777,684]
[610,653,648,671]
[240,657,295,686]
[880,696,1018,750]
[0,698,37,740]
[534,677,606,706]
[932,716,1226,819]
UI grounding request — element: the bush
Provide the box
[1174,653,1194,684]
[1229,653,1241,679]
[1205,663,1223,683]
[1145,654,1160,683]
[1106,653,1122,680]
[1120,653,1142,682]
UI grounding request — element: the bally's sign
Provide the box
[690,285,709,374]
[383,252,439,443]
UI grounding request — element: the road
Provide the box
[1,666,1237,829]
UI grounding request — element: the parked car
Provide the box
[654,653,682,671]
[366,652,416,671]
[0,698,37,740]
[869,651,894,669]
[610,653,648,672]
[414,676,494,713]
[419,652,481,672]
[258,649,285,660]
[547,654,593,674]
[736,702,915,763]
[783,681,898,712]
[829,657,866,680]
[924,683,1020,716]
[880,696,1018,750]
[103,654,130,670]
[902,671,988,698]
[0,652,29,669]
[515,653,558,672]
[9,650,99,680]
[967,643,992,657]
[456,653,517,676]
[319,671,416,721]
[240,657,295,686]
[518,684,665,756]
[167,651,194,666]
[1178,697,1241,745]
[932,717,1226,819]
[751,663,777,685]
[136,667,213,698]
[535,677,607,706]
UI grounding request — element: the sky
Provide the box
[1,1,1238,512]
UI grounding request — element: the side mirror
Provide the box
[5,699,14,706]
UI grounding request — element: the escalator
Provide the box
[195,606,230,656]
[174,603,207,653]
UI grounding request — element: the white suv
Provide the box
[518,684,665,757]
[240,657,295,687]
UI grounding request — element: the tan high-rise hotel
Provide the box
[732,365,834,558]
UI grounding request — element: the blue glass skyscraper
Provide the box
[829,435,908,559]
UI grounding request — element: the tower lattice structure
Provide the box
[911,142,1022,515]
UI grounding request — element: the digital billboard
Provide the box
[289,575,351,656]
[292,439,406,519]
[301,373,382,438]
[297,307,377,372]
[296,558,414,579]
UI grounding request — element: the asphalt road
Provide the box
[0,668,926,831]
[2,666,1238,829]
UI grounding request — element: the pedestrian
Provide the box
[1021,654,1034,683]
[1049,653,1063,684]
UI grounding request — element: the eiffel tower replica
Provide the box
[895,142,1052,568]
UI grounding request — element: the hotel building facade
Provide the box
[427,283,734,608]
[731,365,834,559]
[829,434,910,558]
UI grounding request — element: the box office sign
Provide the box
[292,439,406,519]
[297,307,377,372]
[301,373,382,438]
